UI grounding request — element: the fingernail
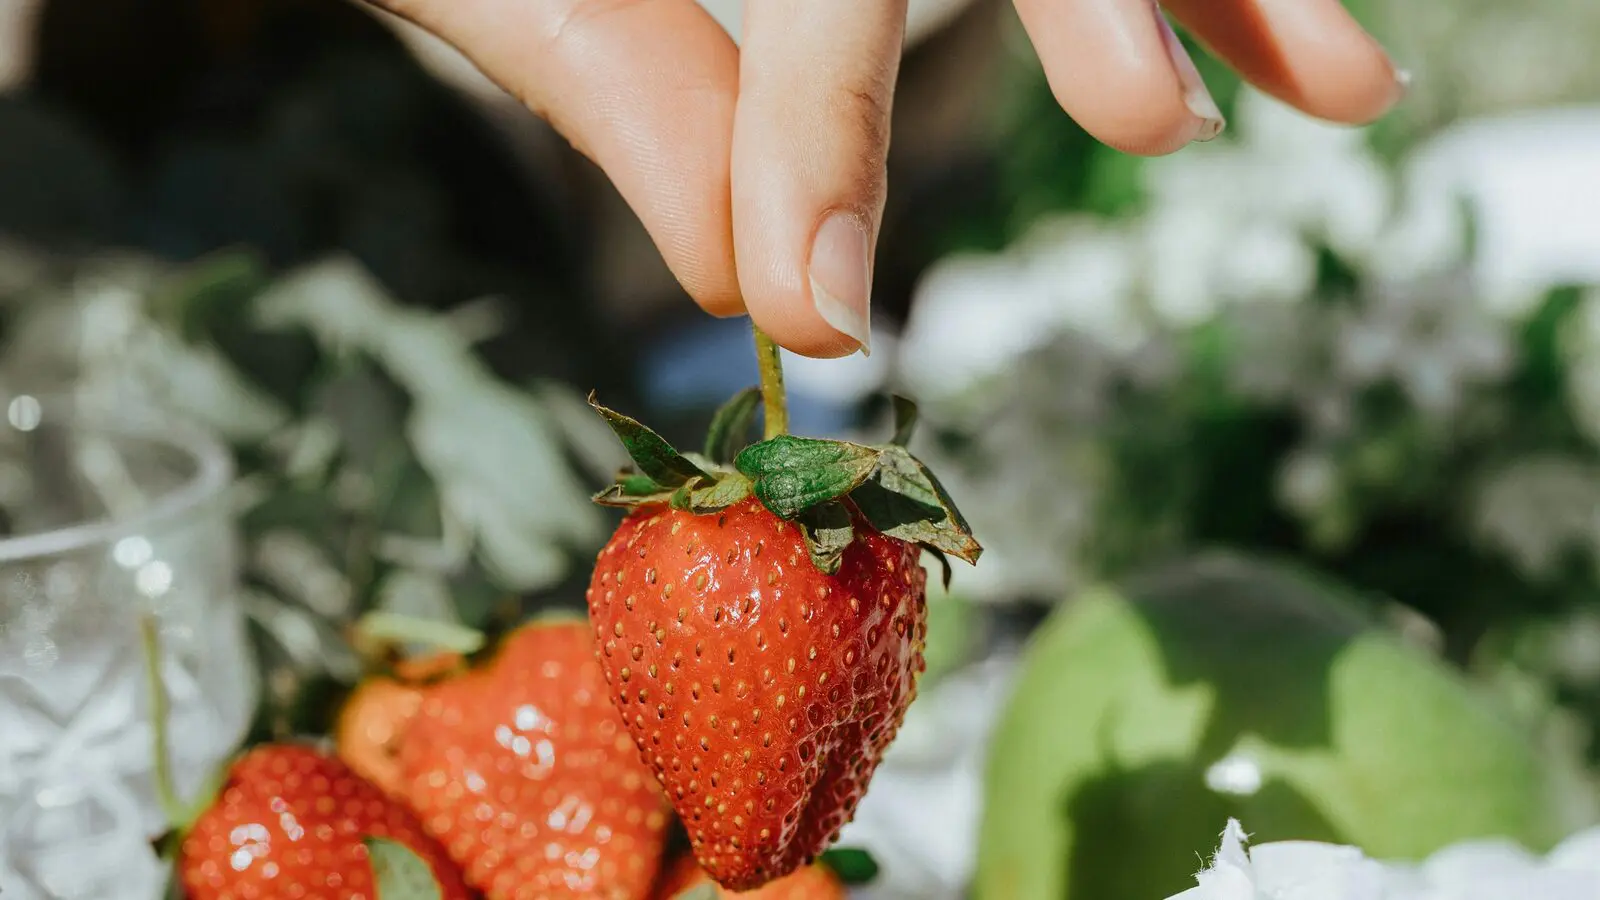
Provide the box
[1154,4,1225,143]
[808,211,873,356]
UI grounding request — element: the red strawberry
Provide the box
[179,744,471,900]
[335,651,467,799]
[398,619,671,900]
[589,498,923,889]
[582,383,980,891]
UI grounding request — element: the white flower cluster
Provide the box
[1169,819,1600,900]
[896,90,1600,603]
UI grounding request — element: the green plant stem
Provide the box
[140,613,188,828]
[753,325,788,439]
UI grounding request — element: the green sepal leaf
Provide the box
[819,847,881,885]
[852,446,982,564]
[617,472,664,495]
[669,479,700,511]
[794,501,856,574]
[889,395,919,447]
[592,483,675,509]
[688,473,753,513]
[671,885,720,900]
[588,392,708,487]
[366,837,443,900]
[735,436,882,519]
[705,387,763,464]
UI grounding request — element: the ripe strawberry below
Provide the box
[397,620,672,900]
[336,677,426,799]
[588,497,928,890]
[179,744,472,900]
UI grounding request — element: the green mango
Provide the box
[975,554,1592,900]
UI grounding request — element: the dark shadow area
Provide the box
[1124,553,1372,761]
[11,0,632,400]
[1062,760,1342,900]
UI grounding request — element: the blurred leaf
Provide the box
[704,387,763,464]
[251,530,355,619]
[149,248,270,343]
[311,361,409,470]
[374,569,463,629]
[242,486,344,538]
[976,554,1588,900]
[409,387,601,592]
[151,331,293,442]
[530,379,630,482]
[255,256,601,591]
[254,256,402,354]
[921,586,980,685]
[242,590,362,684]
[354,609,485,658]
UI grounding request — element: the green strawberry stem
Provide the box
[139,613,188,829]
[752,325,788,439]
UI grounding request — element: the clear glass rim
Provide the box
[0,404,234,563]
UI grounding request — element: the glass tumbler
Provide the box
[0,395,256,900]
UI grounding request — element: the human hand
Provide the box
[370,0,1405,358]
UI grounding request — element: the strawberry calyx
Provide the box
[586,385,981,583]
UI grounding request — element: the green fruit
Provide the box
[976,554,1591,900]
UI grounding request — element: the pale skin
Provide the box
[369,0,1405,359]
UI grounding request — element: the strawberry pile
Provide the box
[171,331,979,898]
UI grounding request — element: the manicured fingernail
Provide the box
[1154,4,1225,143]
[808,211,872,356]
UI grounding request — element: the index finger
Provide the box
[1162,0,1405,124]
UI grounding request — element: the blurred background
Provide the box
[1,0,1600,898]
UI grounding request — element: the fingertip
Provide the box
[1076,97,1210,157]
[1164,0,1407,126]
[1291,40,1406,125]
[750,303,865,360]
[1019,0,1223,159]
[664,223,745,318]
[729,0,901,362]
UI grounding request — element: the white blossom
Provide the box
[1472,457,1600,581]
[1168,819,1600,900]
[1331,273,1514,419]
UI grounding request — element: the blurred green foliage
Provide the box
[979,557,1592,900]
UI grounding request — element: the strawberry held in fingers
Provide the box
[584,343,981,891]
[179,744,472,900]
[398,619,671,900]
